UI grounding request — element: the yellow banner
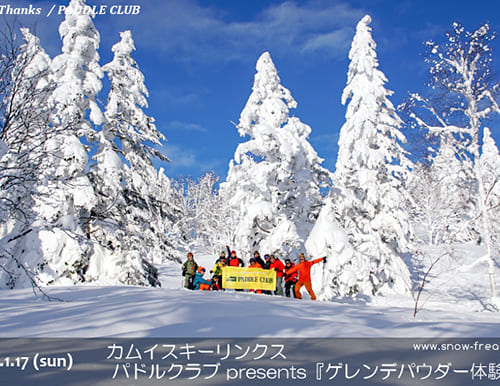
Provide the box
[222,267,276,290]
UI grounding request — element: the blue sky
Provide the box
[5,0,500,180]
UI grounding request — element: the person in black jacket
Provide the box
[262,254,272,270]
[253,250,266,267]
[261,254,272,294]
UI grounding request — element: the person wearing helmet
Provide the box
[193,267,211,291]
[182,252,198,289]
[262,254,272,270]
[212,250,226,268]
[285,253,326,300]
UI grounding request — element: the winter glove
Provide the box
[182,268,186,276]
[323,256,327,263]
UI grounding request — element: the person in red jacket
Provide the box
[285,253,325,300]
[227,248,244,267]
[226,247,244,292]
[269,255,285,296]
[284,259,298,298]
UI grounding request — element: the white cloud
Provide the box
[3,0,364,65]
[108,0,364,64]
[301,28,354,54]
[149,87,209,109]
[166,120,208,133]
[158,143,222,177]
[160,144,197,169]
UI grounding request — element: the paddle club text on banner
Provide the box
[222,267,276,290]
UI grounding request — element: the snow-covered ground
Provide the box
[1,244,499,338]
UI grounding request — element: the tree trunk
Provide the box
[474,159,497,299]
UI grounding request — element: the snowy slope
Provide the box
[1,245,500,338]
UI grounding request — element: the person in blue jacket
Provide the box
[193,267,211,290]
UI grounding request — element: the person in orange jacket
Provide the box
[248,257,263,294]
[253,250,266,267]
[285,253,326,300]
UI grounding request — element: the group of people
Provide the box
[181,246,326,301]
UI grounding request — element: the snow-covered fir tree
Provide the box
[49,0,103,132]
[87,30,175,285]
[0,1,186,289]
[220,51,330,259]
[27,0,105,286]
[312,15,412,297]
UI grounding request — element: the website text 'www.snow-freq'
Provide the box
[413,341,500,352]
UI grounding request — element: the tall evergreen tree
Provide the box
[86,30,175,285]
[221,52,329,259]
[29,0,105,285]
[1,1,180,288]
[101,30,167,170]
[321,15,412,296]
